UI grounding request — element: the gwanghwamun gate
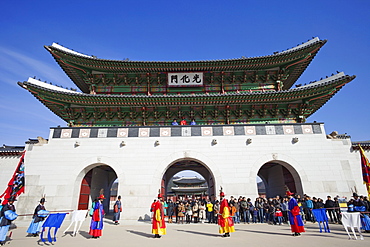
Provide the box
[1,37,369,220]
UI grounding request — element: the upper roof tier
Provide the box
[45,38,326,93]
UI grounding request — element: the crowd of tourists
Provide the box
[155,193,370,226]
[151,190,235,238]
[1,192,369,244]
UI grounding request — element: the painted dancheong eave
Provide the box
[18,72,355,125]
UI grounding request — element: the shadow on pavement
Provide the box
[61,231,77,237]
[104,220,118,225]
[238,227,355,239]
[36,239,51,246]
[237,229,291,236]
[79,230,93,239]
[303,224,353,237]
[127,230,154,238]
[176,229,220,237]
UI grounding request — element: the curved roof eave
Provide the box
[19,72,354,101]
[47,37,324,63]
[45,37,326,94]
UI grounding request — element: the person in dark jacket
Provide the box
[324,196,337,223]
[27,198,47,236]
[113,195,122,225]
[352,193,366,208]
[167,199,175,223]
[333,197,342,224]
[315,198,325,209]
[0,197,17,246]
[240,197,248,223]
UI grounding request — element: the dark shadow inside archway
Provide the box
[256,175,266,197]
[77,164,117,215]
[162,159,216,200]
[257,161,303,198]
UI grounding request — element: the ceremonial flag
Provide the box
[0,151,25,204]
[359,144,370,197]
[41,213,67,243]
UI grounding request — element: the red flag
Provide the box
[359,145,370,184]
[0,151,25,204]
[359,145,370,198]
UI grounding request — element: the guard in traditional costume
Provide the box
[0,197,17,246]
[218,188,235,237]
[89,194,105,238]
[152,192,166,238]
[113,195,122,225]
[27,198,48,237]
[287,191,305,236]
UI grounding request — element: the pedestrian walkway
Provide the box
[5,218,370,247]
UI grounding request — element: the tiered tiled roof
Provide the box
[171,177,208,194]
[19,38,355,126]
[45,37,326,93]
[352,141,370,151]
[0,145,24,156]
[173,177,206,185]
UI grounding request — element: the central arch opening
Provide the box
[162,159,216,201]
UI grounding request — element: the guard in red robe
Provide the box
[89,194,105,238]
[218,189,235,237]
[287,191,305,236]
[152,193,166,238]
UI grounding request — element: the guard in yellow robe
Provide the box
[152,193,166,238]
[218,191,235,237]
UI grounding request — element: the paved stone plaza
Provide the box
[5,217,369,247]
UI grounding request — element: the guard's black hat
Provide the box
[8,196,17,202]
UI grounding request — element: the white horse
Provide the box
[341,212,364,240]
[63,210,88,236]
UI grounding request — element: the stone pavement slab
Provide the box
[4,218,369,247]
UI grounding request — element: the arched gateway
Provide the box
[258,161,303,198]
[76,164,118,213]
[162,159,216,200]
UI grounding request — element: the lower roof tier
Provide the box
[18,72,355,126]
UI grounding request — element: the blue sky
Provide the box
[1,1,369,145]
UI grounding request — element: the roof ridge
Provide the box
[47,37,324,63]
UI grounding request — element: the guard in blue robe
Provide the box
[27,198,47,237]
[89,195,105,238]
[287,192,305,236]
[0,197,17,246]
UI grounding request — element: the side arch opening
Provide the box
[77,164,118,214]
[257,160,303,198]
